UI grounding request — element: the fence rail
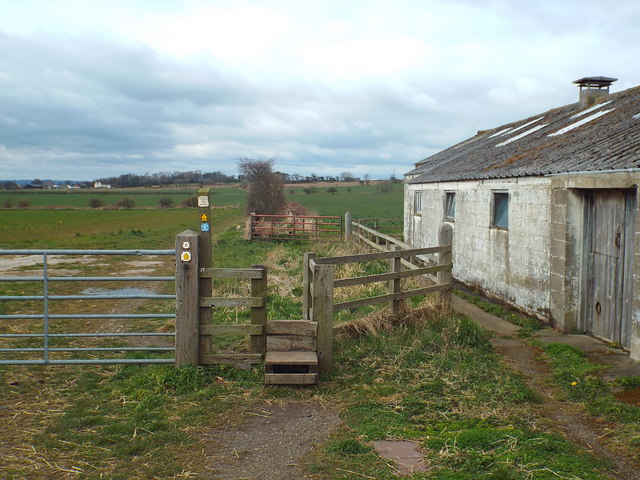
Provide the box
[0,249,176,365]
[303,223,453,373]
[249,213,343,240]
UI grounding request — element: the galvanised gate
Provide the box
[0,248,176,365]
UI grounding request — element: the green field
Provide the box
[283,183,404,218]
[0,184,403,249]
[0,183,403,218]
[0,208,241,249]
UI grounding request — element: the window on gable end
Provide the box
[492,192,509,228]
[413,191,422,215]
[444,192,455,220]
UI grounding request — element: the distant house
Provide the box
[404,77,640,359]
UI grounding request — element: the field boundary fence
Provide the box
[248,213,343,240]
[0,249,176,365]
[303,222,453,372]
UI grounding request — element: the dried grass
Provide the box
[333,296,445,338]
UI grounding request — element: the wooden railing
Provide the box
[302,223,453,372]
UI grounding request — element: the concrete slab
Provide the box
[372,440,429,476]
[452,296,520,336]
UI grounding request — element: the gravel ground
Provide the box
[203,401,341,480]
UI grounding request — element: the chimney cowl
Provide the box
[573,76,617,108]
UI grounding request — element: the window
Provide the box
[413,191,422,215]
[444,192,455,220]
[492,192,509,228]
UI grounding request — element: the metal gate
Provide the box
[0,249,176,365]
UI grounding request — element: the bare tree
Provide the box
[239,158,286,215]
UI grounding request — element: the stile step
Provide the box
[265,373,318,385]
[265,351,318,366]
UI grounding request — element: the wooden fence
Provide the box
[302,223,453,372]
[354,217,403,240]
[175,230,267,367]
[248,213,343,240]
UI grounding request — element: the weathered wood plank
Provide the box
[438,224,453,309]
[333,284,449,311]
[251,265,267,354]
[333,263,452,288]
[265,351,318,365]
[199,267,264,279]
[313,264,334,374]
[302,253,316,320]
[200,296,264,308]
[267,335,316,352]
[200,324,264,335]
[175,230,200,367]
[266,320,317,336]
[264,373,318,385]
[200,354,262,365]
[313,245,449,265]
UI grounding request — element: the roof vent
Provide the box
[573,76,617,108]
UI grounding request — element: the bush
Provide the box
[159,197,174,208]
[181,196,198,208]
[115,197,136,209]
[327,187,338,194]
[88,198,104,209]
[16,200,31,208]
[378,181,390,193]
[239,158,286,215]
[2,199,14,208]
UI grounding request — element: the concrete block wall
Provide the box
[406,178,553,318]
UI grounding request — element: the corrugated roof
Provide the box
[406,85,640,184]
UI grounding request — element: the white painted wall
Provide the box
[405,177,553,318]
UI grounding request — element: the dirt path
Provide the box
[455,296,640,480]
[201,400,341,480]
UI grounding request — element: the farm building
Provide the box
[404,77,640,359]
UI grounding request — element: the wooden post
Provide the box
[251,265,267,354]
[249,212,255,240]
[389,245,402,314]
[175,230,199,366]
[302,252,316,320]
[313,264,334,374]
[345,211,352,241]
[197,188,213,358]
[438,223,453,310]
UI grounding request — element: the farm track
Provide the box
[455,296,640,480]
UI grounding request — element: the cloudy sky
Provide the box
[1,0,639,181]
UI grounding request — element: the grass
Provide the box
[540,342,640,448]
[0,207,241,249]
[0,193,635,479]
[309,313,611,480]
[284,182,404,218]
[1,182,403,219]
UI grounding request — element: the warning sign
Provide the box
[200,213,209,222]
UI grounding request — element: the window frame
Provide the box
[413,191,422,215]
[444,191,456,221]
[491,191,509,229]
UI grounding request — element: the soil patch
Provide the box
[203,400,340,480]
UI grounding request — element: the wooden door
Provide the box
[582,189,636,347]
